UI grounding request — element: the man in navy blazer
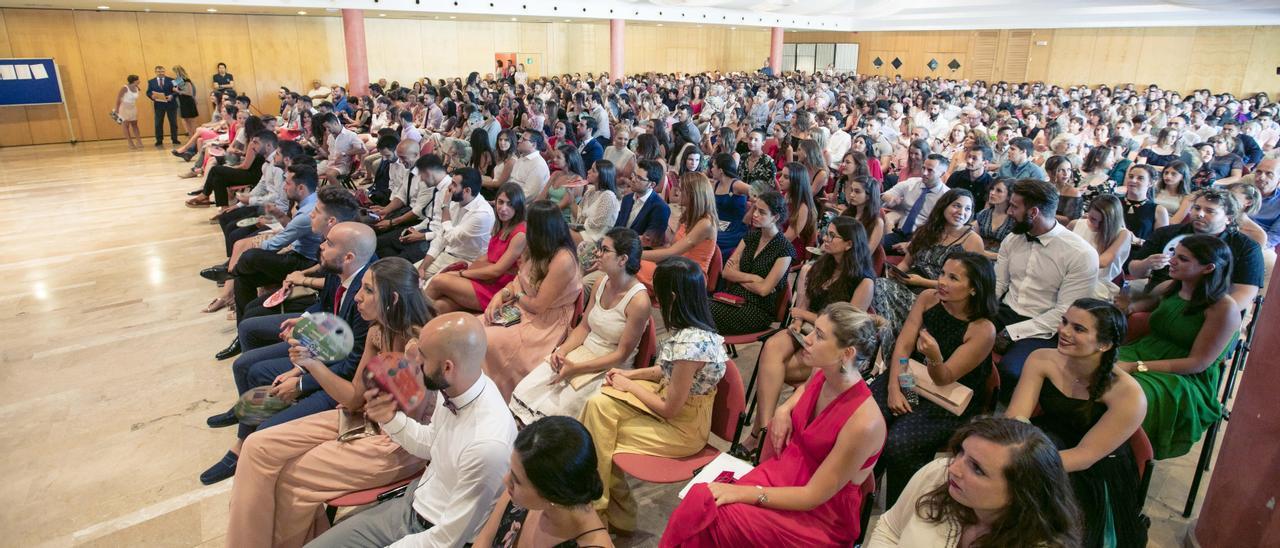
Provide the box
[199,222,377,485]
[616,160,672,246]
[146,65,180,146]
[575,116,604,169]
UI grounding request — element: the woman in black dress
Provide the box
[173,65,200,138]
[710,190,795,335]
[1006,298,1148,548]
[870,251,997,506]
[1120,163,1170,247]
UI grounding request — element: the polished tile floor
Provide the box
[1,140,1211,547]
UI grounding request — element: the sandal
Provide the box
[185,196,212,208]
[201,296,232,313]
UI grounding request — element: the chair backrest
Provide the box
[570,290,586,328]
[982,363,1001,413]
[633,320,658,369]
[872,245,887,277]
[710,359,747,442]
[773,283,792,323]
[1129,427,1155,481]
[705,246,723,292]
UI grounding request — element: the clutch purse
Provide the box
[711,292,745,306]
[907,359,975,416]
[337,408,379,442]
[492,303,522,326]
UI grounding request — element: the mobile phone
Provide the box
[886,263,908,279]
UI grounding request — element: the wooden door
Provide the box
[518,53,542,80]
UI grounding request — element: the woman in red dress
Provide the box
[425,182,527,313]
[660,302,887,548]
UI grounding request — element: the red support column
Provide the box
[1191,284,1280,545]
[769,27,784,75]
[610,19,625,83]
[341,9,370,96]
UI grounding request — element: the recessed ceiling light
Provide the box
[657,23,663,26]
[564,19,571,22]
[97,5,109,9]
[297,11,307,15]
[510,17,517,21]
[379,13,386,17]
[449,16,456,19]
[206,8,217,12]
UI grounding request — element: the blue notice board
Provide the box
[0,58,65,106]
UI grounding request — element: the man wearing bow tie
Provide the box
[311,312,517,548]
[146,65,180,147]
[993,179,1099,402]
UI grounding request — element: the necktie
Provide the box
[901,186,932,235]
[334,285,346,314]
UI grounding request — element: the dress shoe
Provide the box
[199,264,230,282]
[170,149,185,158]
[154,142,163,148]
[215,337,241,361]
[200,451,238,485]
[206,408,238,428]
[181,150,196,162]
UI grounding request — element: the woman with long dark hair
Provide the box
[709,152,753,258]
[581,256,728,534]
[662,303,886,548]
[426,182,528,313]
[868,417,1082,547]
[1119,235,1240,459]
[1070,194,1132,299]
[481,200,584,399]
[225,257,436,546]
[539,144,587,222]
[741,217,876,454]
[468,127,496,177]
[1007,298,1148,548]
[571,159,621,249]
[872,252,998,506]
[778,162,818,262]
[472,416,612,547]
[710,190,795,335]
[839,173,886,250]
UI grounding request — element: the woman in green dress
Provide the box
[1117,234,1240,459]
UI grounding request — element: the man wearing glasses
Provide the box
[508,130,551,200]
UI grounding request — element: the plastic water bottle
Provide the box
[898,358,919,406]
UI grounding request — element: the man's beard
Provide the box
[1010,216,1034,235]
[451,191,464,203]
[318,253,343,275]
[423,368,450,391]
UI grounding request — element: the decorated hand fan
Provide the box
[363,352,428,411]
[263,285,292,307]
[292,312,355,362]
[236,217,260,228]
[234,386,290,426]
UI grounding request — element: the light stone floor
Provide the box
[0,140,1215,547]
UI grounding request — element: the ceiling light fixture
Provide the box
[206,8,217,12]
[97,5,109,9]
[449,15,456,19]
[510,17,517,20]
[297,10,307,15]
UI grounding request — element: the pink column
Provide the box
[1192,283,1280,545]
[610,19,625,83]
[769,27,784,75]
[341,9,370,96]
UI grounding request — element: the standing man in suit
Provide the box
[616,160,671,247]
[147,65,180,147]
[200,221,378,485]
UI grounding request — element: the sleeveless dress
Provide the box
[1119,295,1233,459]
[471,223,527,310]
[1032,382,1146,548]
[546,185,574,222]
[509,278,646,424]
[714,185,749,259]
[118,87,139,121]
[637,223,717,292]
[870,304,993,505]
[974,208,1012,252]
[1072,221,1128,299]
[482,253,584,400]
[660,371,882,548]
[1122,199,1158,242]
[872,229,973,358]
[710,230,796,335]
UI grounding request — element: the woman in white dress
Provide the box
[114,74,142,150]
[510,227,651,425]
[1070,194,1132,299]
[572,159,622,269]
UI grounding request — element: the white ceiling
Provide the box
[9,0,1280,30]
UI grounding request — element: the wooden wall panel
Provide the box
[295,17,347,89]
[136,11,206,138]
[1241,27,1280,96]
[1133,27,1192,89]
[1024,30,1054,83]
[73,11,146,142]
[367,19,425,86]
[970,31,999,81]
[245,15,301,116]
[0,10,33,146]
[1044,29,1098,86]
[1185,27,1253,94]
[194,15,256,109]
[420,20,462,81]
[1087,29,1142,86]
[3,9,97,144]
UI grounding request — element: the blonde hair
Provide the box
[822,302,886,362]
[679,172,718,233]
[172,65,190,81]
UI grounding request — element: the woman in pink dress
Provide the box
[482,199,584,400]
[426,182,528,313]
[661,302,887,548]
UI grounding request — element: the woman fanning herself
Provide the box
[636,172,718,291]
[225,257,434,547]
[710,191,796,336]
[510,228,651,424]
[873,189,985,351]
[482,200,585,400]
[426,183,527,313]
[1007,298,1148,548]
[1119,235,1240,459]
[867,417,1082,548]
[581,257,728,534]
[661,303,887,548]
[740,217,875,455]
[872,252,997,506]
[471,416,613,548]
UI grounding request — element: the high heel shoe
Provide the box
[201,296,232,313]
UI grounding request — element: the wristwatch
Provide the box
[755,485,768,506]
[1136,360,1149,373]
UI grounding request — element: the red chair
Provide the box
[1130,427,1155,504]
[705,246,723,293]
[1126,312,1151,344]
[725,284,793,445]
[633,320,658,369]
[612,359,746,484]
[854,474,877,545]
[872,245,887,276]
[982,364,1001,413]
[569,290,587,329]
[324,470,423,523]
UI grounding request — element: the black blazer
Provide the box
[297,260,373,395]
[615,191,671,241]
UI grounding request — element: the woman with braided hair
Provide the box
[1005,298,1148,548]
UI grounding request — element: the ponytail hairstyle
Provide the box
[821,302,888,370]
[1069,298,1127,401]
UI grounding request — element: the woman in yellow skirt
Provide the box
[580,256,728,533]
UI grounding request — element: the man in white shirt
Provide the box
[417,167,495,282]
[880,154,951,252]
[824,114,851,171]
[389,156,453,264]
[309,312,517,548]
[374,152,446,263]
[913,100,952,145]
[994,179,1099,402]
[508,130,551,200]
[589,91,611,141]
[318,113,365,185]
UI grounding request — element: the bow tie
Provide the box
[1025,234,1042,245]
[442,397,459,415]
